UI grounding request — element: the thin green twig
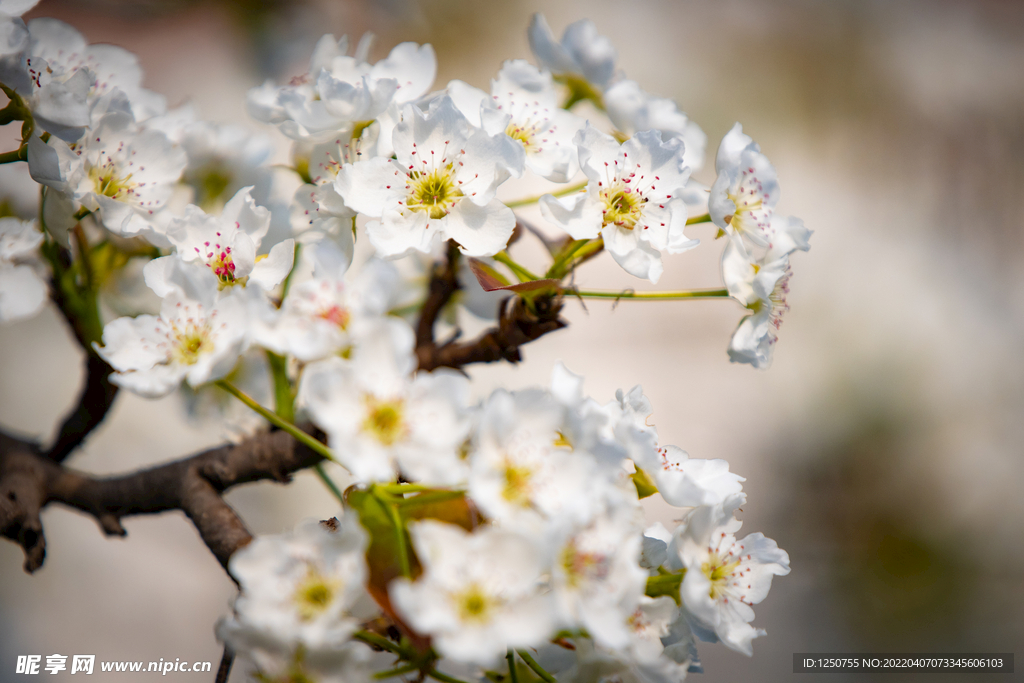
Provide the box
[506,649,520,683]
[353,630,406,656]
[515,650,557,683]
[686,212,712,225]
[504,180,587,209]
[314,464,345,505]
[493,251,540,282]
[214,379,337,463]
[374,663,421,679]
[573,288,730,300]
[427,670,471,683]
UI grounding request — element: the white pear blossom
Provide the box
[550,508,648,649]
[41,110,186,240]
[248,33,435,142]
[289,129,375,255]
[390,521,555,666]
[0,17,164,140]
[540,125,698,282]
[145,187,294,294]
[527,14,618,93]
[722,235,794,369]
[180,348,273,443]
[217,518,369,650]
[710,123,780,248]
[0,1,37,57]
[605,79,707,172]
[258,240,396,362]
[557,597,690,683]
[178,119,274,212]
[669,494,790,655]
[0,216,47,323]
[596,382,745,507]
[96,261,249,397]
[467,386,622,535]
[336,96,520,258]
[298,319,471,485]
[448,59,586,182]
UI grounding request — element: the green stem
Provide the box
[686,212,712,225]
[427,670,471,683]
[546,238,604,279]
[0,145,27,164]
[353,630,406,656]
[214,379,337,464]
[372,485,412,579]
[376,483,433,495]
[314,464,345,505]
[504,180,587,209]
[265,350,294,422]
[374,663,421,679]
[493,251,539,283]
[506,649,520,683]
[515,650,557,683]
[573,288,730,300]
[280,242,302,300]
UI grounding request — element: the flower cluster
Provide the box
[0,7,810,683]
[212,361,789,682]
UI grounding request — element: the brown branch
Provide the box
[0,428,324,573]
[417,294,567,371]
[46,352,119,462]
[415,241,461,349]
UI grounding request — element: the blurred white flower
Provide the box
[390,521,555,666]
[298,319,471,484]
[605,79,707,173]
[257,240,396,362]
[528,14,619,93]
[218,518,369,650]
[0,216,46,323]
[248,33,435,142]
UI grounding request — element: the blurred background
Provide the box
[2,0,1023,681]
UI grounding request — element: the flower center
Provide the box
[89,165,135,200]
[749,267,791,331]
[407,167,463,219]
[702,552,742,600]
[505,121,539,152]
[560,541,609,588]
[317,304,350,330]
[193,165,232,210]
[501,460,535,506]
[293,567,341,621]
[209,250,241,287]
[455,584,494,623]
[171,323,213,366]
[599,183,645,230]
[362,398,405,445]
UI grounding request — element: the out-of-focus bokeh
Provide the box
[2,0,1023,681]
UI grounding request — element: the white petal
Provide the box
[249,238,295,291]
[442,198,515,257]
[0,264,47,322]
[539,190,601,240]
